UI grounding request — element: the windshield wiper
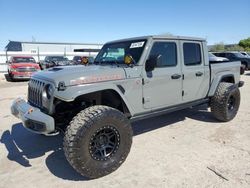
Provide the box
[93,61,101,65]
[110,60,120,67]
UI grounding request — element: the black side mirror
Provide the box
[145,54,161,72]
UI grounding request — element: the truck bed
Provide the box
[208,61,241,96]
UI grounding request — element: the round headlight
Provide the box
[42,84,53,100]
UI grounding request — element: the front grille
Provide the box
[17,67,37,72]
[28,79,45,108]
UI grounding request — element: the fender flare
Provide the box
[53,83,134,115]
[208,72,236,97]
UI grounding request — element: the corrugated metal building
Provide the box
[5,40,103,53]
[0,41,103,72]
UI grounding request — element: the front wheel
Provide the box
[63,105,133,179]
[210,82,240,122]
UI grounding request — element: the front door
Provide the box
[142,40,182,109]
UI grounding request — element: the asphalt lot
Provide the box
[0,73,250,188]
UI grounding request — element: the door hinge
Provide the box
[142,97,145,104]
[182,90,184,96]
[142,78,145,85]
[182,74,185,80]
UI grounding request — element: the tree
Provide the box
[225,45,244,51]
[210,42,225,52]
[239,38,250,51]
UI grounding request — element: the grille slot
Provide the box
[16,67,37,72]
[28,79,45,108]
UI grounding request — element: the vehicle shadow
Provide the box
[4,73,12,82]
[244,72,250,76]
[132,104,219,136]
[0,123,87,181]
[0,106,219,181]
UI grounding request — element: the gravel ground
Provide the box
[0,73,250,188]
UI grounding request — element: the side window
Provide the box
[226,53,232,58]
[231,53,236,58]
[218,53,225,57]
[149,42,177,67]
[183,43,201,66]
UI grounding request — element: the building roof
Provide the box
[5,41,22,51]
[5,40,103,52]
[7,40,103,46]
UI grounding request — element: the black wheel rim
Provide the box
[227,95,236,111]
[89,126,120,161]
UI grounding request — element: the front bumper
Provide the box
[11,72,34,79]
[11,98,55,135]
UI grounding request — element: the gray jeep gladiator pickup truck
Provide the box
[11,35,244,179]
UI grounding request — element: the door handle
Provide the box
[195,72,203,77]
[171,74,181,79]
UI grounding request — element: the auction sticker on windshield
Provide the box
[130,41,145,48]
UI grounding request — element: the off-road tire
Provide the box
[63,105,133,179]
[211,82,240,122]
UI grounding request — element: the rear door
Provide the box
[142,40,182,109]
[181,41,208,102]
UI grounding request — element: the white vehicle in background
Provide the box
[208,52,229,62]
[240,51,250,58]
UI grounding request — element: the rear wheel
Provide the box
[242,62,248,70]
[240,64,245,74]
[210,82,240,122]
[63,105,133,179]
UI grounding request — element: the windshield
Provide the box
[94,39,147,65]
[13,57,35,63]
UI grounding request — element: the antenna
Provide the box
[32,36,36,42]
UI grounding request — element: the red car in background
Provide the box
[7,56,40,81]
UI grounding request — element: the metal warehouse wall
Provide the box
[0,41,103,72]
[22,43,103,53]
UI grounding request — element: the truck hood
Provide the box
[32,65,126,87]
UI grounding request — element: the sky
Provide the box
[0,0,250,50]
